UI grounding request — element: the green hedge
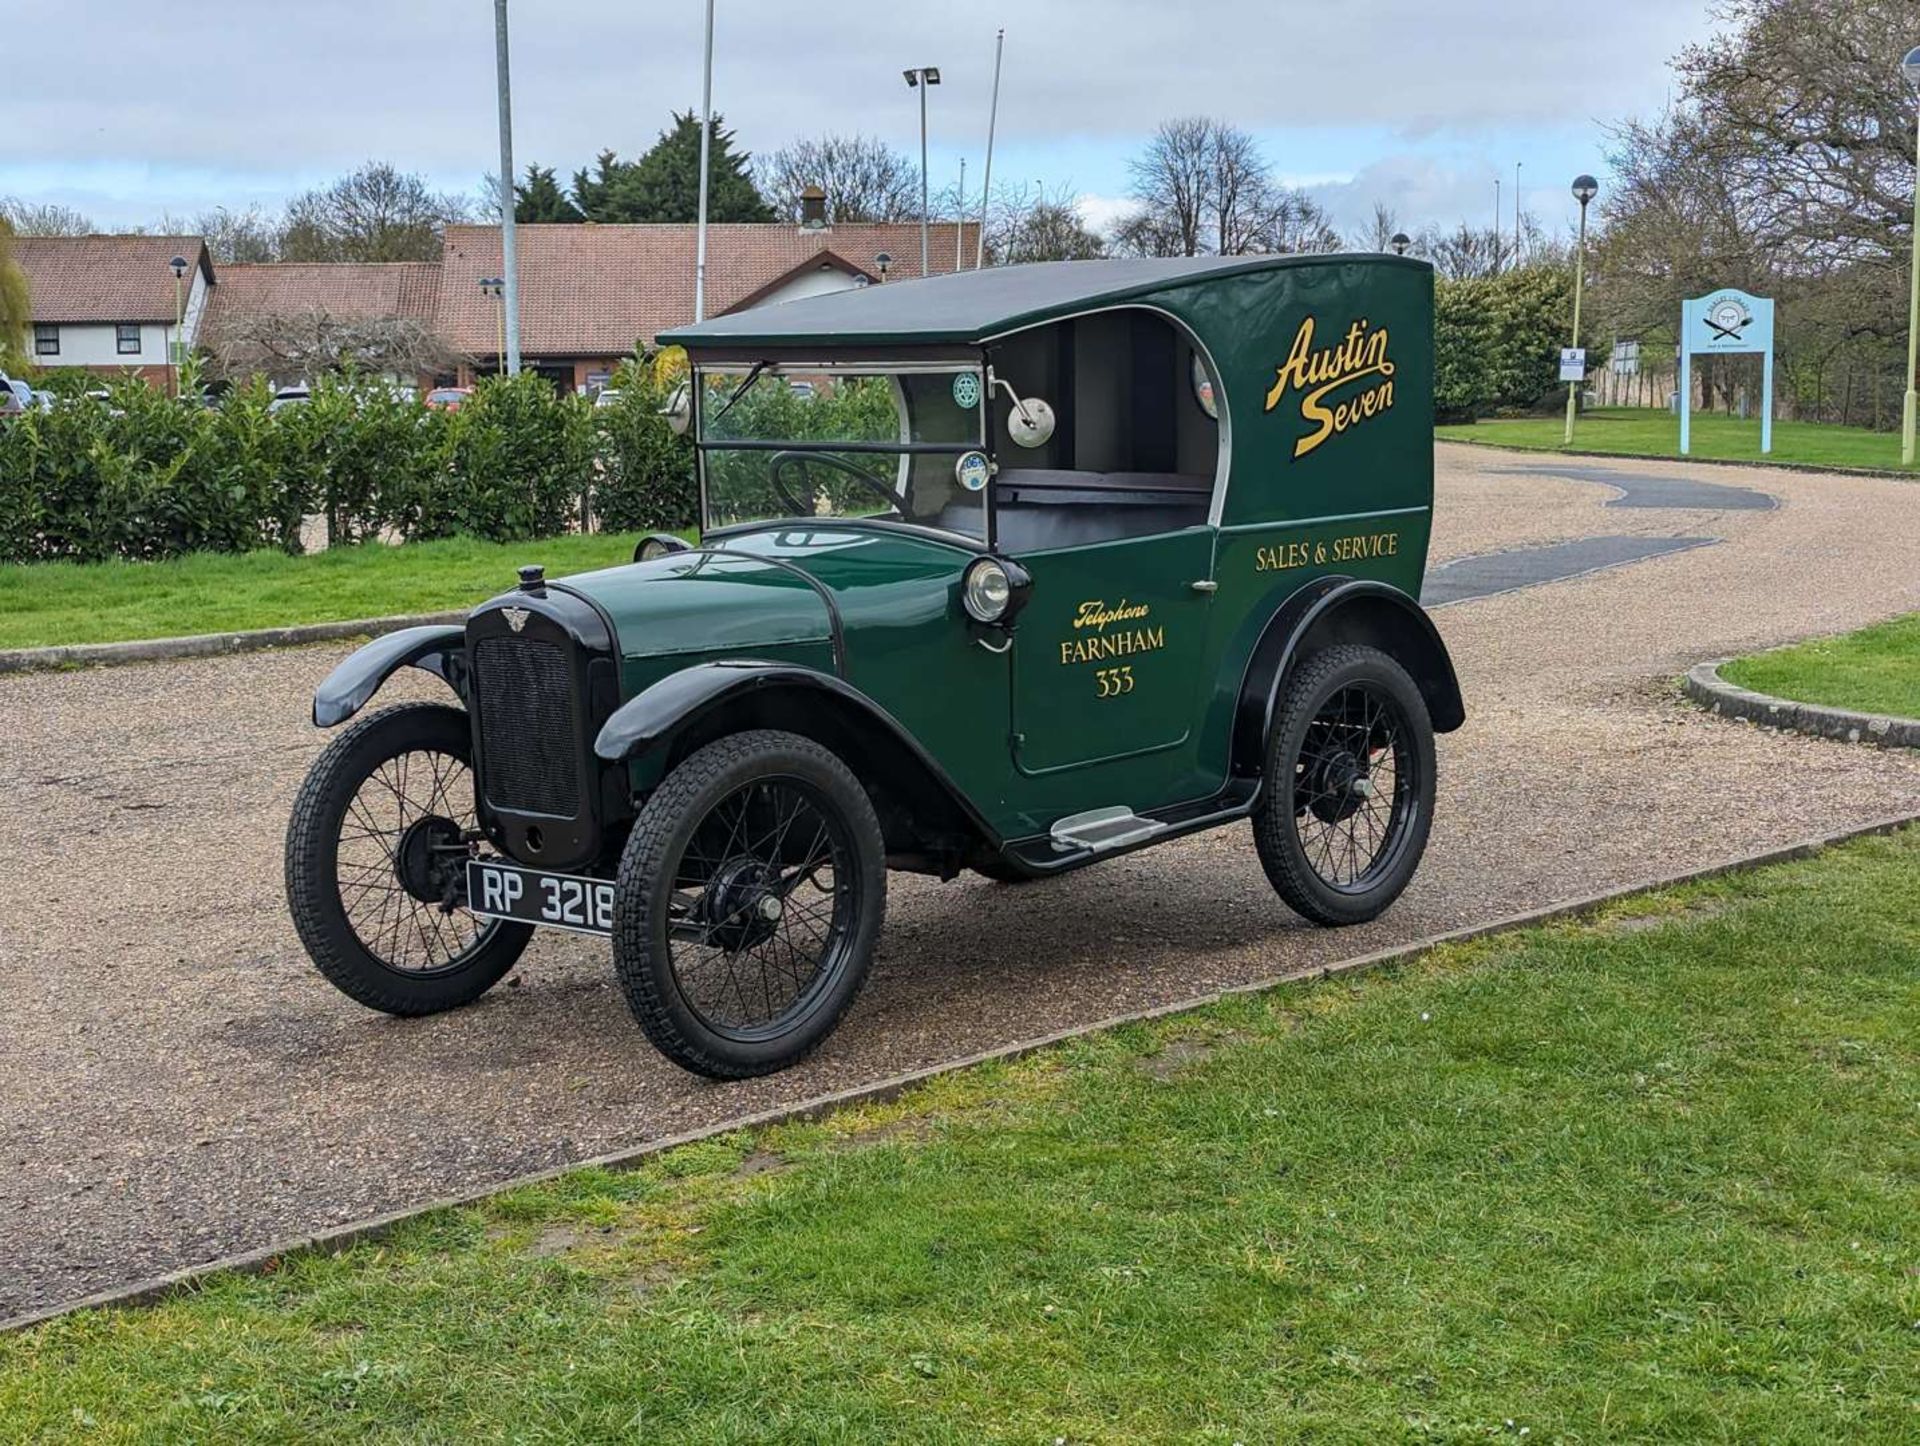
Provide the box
[0,361,694,564]
[1433,264,1578,422]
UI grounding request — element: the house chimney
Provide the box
[799,186,828,230]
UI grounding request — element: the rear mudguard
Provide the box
[1231,577,1464,782]
[312,625,467,727]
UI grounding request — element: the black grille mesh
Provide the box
[474,635,580,817]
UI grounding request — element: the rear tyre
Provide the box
[612,730,886,1080]
[1252,644,1435,927]
[286,702,531,1015]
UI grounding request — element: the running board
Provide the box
[1049,806,1169,853]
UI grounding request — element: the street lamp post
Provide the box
[904,66,941,274]
[694,0,716,322]
[168,255,188,397]
[480,278,506,375]
[1900,47,1920,464]
[1564,174,1598,446]
[492,0,521,375]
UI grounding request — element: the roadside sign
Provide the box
[1558,347,1587,383]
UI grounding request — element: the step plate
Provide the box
[1049,806,1169,853]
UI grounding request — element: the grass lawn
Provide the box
[1437,405,1916,472]
[4,832,1917,1442]
[0,533,652,651]
[1722,612,1920,720]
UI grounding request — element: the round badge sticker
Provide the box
[955,450,991,492]
[951,371,982,410]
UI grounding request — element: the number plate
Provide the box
[466,859,614,936]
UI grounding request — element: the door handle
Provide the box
[1189,580,1219,594]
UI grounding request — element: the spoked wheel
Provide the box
[1253,644,1436,926]
[612,730,885,1079]
[286,702,531,1015]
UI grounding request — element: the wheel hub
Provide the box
[696,857,783,953]
[1305,744,1371,825]
[395,815,465,904]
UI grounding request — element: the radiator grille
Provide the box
[473,635,580,817]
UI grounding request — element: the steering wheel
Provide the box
[768,450,902,519]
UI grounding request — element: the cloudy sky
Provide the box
[3,2,1714,242]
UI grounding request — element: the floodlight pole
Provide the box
[694,0,715,323]
[493,0,521,376]
[977,28,1004,269]
[918,76,931,273]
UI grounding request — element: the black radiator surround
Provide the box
[466,585,624,872]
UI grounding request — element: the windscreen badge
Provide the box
[955,450,993,492]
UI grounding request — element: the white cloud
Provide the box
[3,2,1715,230]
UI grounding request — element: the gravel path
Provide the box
[4,442,1919,1321]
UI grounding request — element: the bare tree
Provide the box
[279,162,472,264]
[991,185,1107,263]
[758,134,919,223]
[201,310,460,386]
[1355,203,1402,253]
[0,198,95,235]
[1113,118,1341,257]
[1121,117,1213,256]
[195,205,283,264]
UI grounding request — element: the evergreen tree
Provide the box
[569,113,772,224]
[515,165,583,223]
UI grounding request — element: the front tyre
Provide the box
[1252,644,1436,926]
[612,730,886,1080]
[286,702,531,1015]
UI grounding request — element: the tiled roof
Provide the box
[436,221,981,357]
[14,236,212,323]
[204,262,441,331]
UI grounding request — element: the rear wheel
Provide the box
[612,730,886,1079]
[285,702,531,1015]
[1252,645,1435,926]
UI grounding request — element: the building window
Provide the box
[34,324,59,357]
[116,324,141,356]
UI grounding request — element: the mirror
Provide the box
[661,382,692,436]
[1007,396,1055,449]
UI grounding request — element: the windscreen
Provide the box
[698,364,988,539]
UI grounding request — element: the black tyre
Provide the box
[612,730,886,1080]
[286,702,531,1015]
[1252,644,1436,926]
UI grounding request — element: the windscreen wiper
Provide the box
[707,360,769,427]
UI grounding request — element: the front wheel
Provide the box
[1252,644,1436,926]
[611,730,886,1079]
[285,702,531,1015]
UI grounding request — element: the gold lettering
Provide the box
[1264,315,1397,459]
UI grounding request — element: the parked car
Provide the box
[288,254,1461,1079]
[268,385,311,413]
[424,386,472,412]
[592,387,622,409]
[1,374,30,417]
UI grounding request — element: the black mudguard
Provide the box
[312,625,467,728]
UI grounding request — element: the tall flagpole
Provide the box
[975,29,1004,269]
[694,0,715,323]
[956,157,966,270]
[493,0,521,374]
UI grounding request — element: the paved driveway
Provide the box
[5,442,1919,1321]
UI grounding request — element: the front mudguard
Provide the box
[312,625,467,727]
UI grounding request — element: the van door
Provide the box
[1008,526,1215,780]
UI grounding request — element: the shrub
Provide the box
[1433,263,1577,420]
[591,356,695,532]
[426,372,594,542]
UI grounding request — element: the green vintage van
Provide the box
[287,254,1462,1078]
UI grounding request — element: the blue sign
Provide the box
[1679,288,1775,455]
